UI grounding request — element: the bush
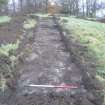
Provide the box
[23,19,37,29]
[0,40,19,92]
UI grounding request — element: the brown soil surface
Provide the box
[98,19,105,23]
[0,16,24,44]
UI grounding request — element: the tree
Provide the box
[91,0,97,17]
[19,0,23,11]
[12,0,16,13]
[45,0,48,13]
[82,0,85,16]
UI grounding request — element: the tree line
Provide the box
[0,0,49,14]
[60,0,105,17]
[0,0,105,17]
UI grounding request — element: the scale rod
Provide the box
[26,84,78,89]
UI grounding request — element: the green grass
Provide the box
[23,19,37,29]
[60,17,105,80]
[0,16,11,24]
[0,40,19,56]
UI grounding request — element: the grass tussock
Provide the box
[23,19,37,29]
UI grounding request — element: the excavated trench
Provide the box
[0,17,103,105]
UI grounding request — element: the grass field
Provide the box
[60,17,105,83]
[0,16,11,24]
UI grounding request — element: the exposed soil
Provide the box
[0,16,24,44]
[98,18,105,23]
[0,16,102,105]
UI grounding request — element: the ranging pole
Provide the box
[26,84,79,89]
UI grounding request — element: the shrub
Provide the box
[0,40,19,92]
[23,19,36,29]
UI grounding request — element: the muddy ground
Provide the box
[0,16,103,105]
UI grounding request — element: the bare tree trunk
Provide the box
[20,0,23,12]
[68,0,72,15]
[92,0,97,17]
[86,0,90,17]
[82,0,85,16]
[45,0,48,13]
[12,0,16,14]
[34,0,37,10]
[75,0,79,16]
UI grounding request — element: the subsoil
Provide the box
[0,16,103,105]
